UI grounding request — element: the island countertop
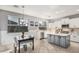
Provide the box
[47,32,70,36]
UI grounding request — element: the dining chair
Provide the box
[14,36,27,53]
[14,37,18,53]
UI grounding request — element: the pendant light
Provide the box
[19,5,25,26]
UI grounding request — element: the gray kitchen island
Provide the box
[47,33,70,48]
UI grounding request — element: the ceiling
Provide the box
[0,5,79,19]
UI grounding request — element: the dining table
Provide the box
[17,36,34,53]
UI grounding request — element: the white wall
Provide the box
[1,30,41,45]
[1,31,22,44]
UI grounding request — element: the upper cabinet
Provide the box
[51,18,79,29]
[39,21,47,30]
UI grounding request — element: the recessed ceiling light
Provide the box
[56,10,65,14]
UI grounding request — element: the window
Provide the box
[8,15,28,33]
[8,26,28,32]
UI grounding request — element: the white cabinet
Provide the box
[71,31,79,42]
[69,18,79,28]
[51,18,79,28]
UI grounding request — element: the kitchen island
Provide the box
[47,33,70,48]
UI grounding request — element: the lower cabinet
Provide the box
[51,35,55,43]
[54,36,60,45]
[47,34,51,43]
[47,34,70,48]
[65,35,70,47]
[60,36,66,48]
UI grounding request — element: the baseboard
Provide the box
[70,40,79,43]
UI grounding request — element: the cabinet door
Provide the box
[60,36,66,47]
[54,35,60,45]
[51,35,55,43]
[47,35,51,43]
[66,35,70,46]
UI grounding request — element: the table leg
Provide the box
[18,42,20,53]
[32,40,34,50]
[14,47,17,53]
[14,44,17,53]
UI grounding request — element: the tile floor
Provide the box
[9,39,79,53]
[0,39,79,53]
[34,39,79,53]
[0,45,10,53]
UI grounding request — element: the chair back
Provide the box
[14,37,18,46]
